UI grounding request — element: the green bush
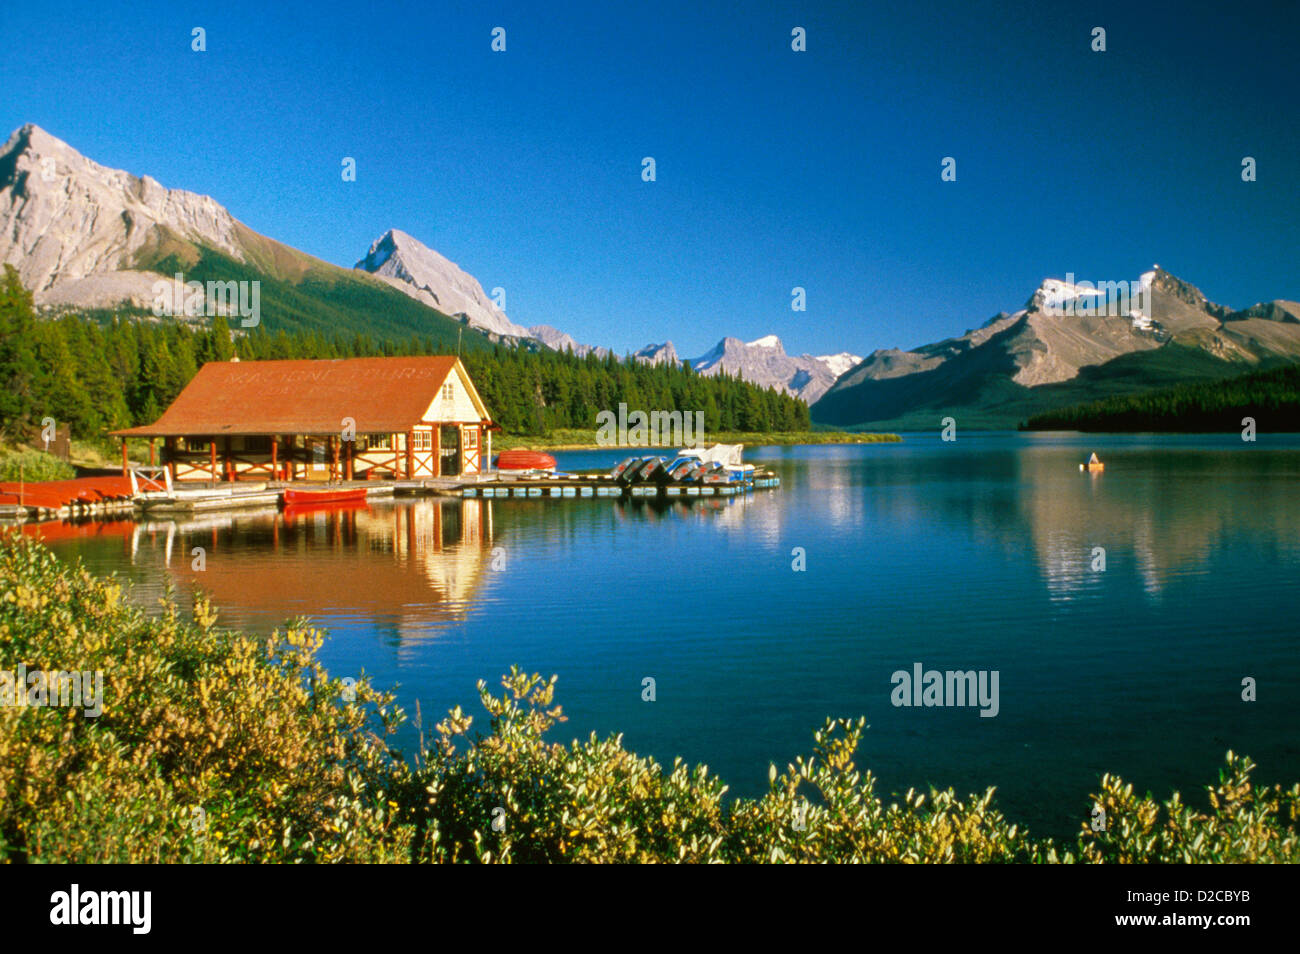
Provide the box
[0,447,76,483]
[1,533,1296,863]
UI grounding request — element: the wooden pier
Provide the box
[0,468,780,525]
[457,470,781,499]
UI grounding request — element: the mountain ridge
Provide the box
[813,269,1300,429]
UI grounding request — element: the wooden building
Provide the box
[112,356,495,482]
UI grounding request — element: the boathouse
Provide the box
[111,356,495,482]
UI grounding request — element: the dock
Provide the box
[0,468,780,524]
[458,470,781,499]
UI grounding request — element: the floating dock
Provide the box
[1,467,780,524]
[459,470,781,499]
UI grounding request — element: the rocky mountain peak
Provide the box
[354,228,532,341]
[0,123,246,308]
[633,341,680,366]
[682,334,861,404]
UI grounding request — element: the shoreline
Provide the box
[493,430,902,451]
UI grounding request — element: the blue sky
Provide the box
[2,0,1297,358]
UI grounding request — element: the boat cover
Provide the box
[678,443,744,465]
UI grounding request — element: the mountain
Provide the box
[0,123,480,348]
[526,323,609,359]
[686,335,863,404]
[633,341,681,366]
[812,268,1300,429]
[354,229,533,342]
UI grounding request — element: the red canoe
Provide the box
[495,450,557,471]
[281,488,369,507]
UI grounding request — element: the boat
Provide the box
[631,457,668,483]
[283,499,369,519]
[1080,452,1105,473]
[700,461,731,484]
[496,450,557,472]
[282,487,369,507]
[610,457,644,483]
[665,457,700,483]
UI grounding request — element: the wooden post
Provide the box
[149,439,156,466]
[210,441,217,483]
[120,438,129,477]
[271,436,278,481]
[345,439,353,481]
[406,430,414,479]
[331,436,340,482]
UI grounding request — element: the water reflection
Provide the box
[835,441,1300,600]
[26,492,764,637]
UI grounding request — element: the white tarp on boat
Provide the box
[679,443,744,465]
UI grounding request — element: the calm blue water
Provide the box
[35,432,1300,840]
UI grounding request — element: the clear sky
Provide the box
[2,0,1297,358]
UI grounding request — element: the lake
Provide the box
[29,432,1300,841]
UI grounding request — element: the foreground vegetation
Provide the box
[1,534,1296,863]
[0,446,77,483]
[494,428,902,450]
[1024,363,1300,432]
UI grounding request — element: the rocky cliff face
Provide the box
[633,341,681,366]
[526,323,609,359]
[355,229,533,341]
[0,124,246,308]
[685,335,862,404]
[814,267,1300,428]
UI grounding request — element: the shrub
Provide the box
[1,533,1296,863]
[0,446,76,483]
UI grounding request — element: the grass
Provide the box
[494,428,902,450]
[2,532,1297,863]
[0,445,77,482]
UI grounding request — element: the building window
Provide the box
[242,436,271,453]
[183,436,214,452]
[464,428,478,449]
[442,383,454,401]
[413,430,433,452]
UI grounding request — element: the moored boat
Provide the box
[610,457,644,483]
[496,450,558,472]
[631,457,667,483]
[665,457,700,482]
[282,487,369,507]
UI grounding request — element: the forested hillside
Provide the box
[0,266,808,446]
[1023,363,1300,432]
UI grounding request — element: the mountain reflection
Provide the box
[845,444,1300,598]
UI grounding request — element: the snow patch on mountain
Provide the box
[679,335,861,404]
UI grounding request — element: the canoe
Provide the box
[631,457,667,483]
[283,500,369,519]
[496,450,557,471]
[609,457,643,482]
[282,488,368,506]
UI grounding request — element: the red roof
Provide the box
[112,356,488,437]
